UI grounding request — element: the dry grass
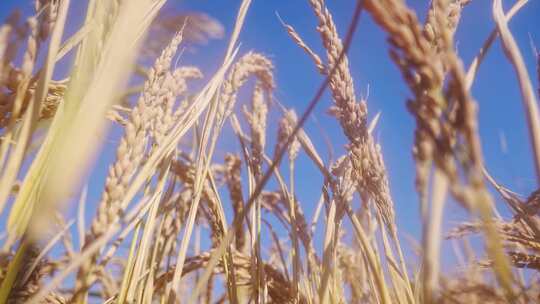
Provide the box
[0,0,539,303]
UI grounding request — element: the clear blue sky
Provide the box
[1,0,539,268]
[171,0,540,244]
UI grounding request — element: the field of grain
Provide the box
[0,0,539,303]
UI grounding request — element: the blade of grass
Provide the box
[493,0,540,184]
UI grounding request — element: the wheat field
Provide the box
[0,0,539,303]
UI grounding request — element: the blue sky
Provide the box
[1,0,540,269]
[170,0,540,244]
